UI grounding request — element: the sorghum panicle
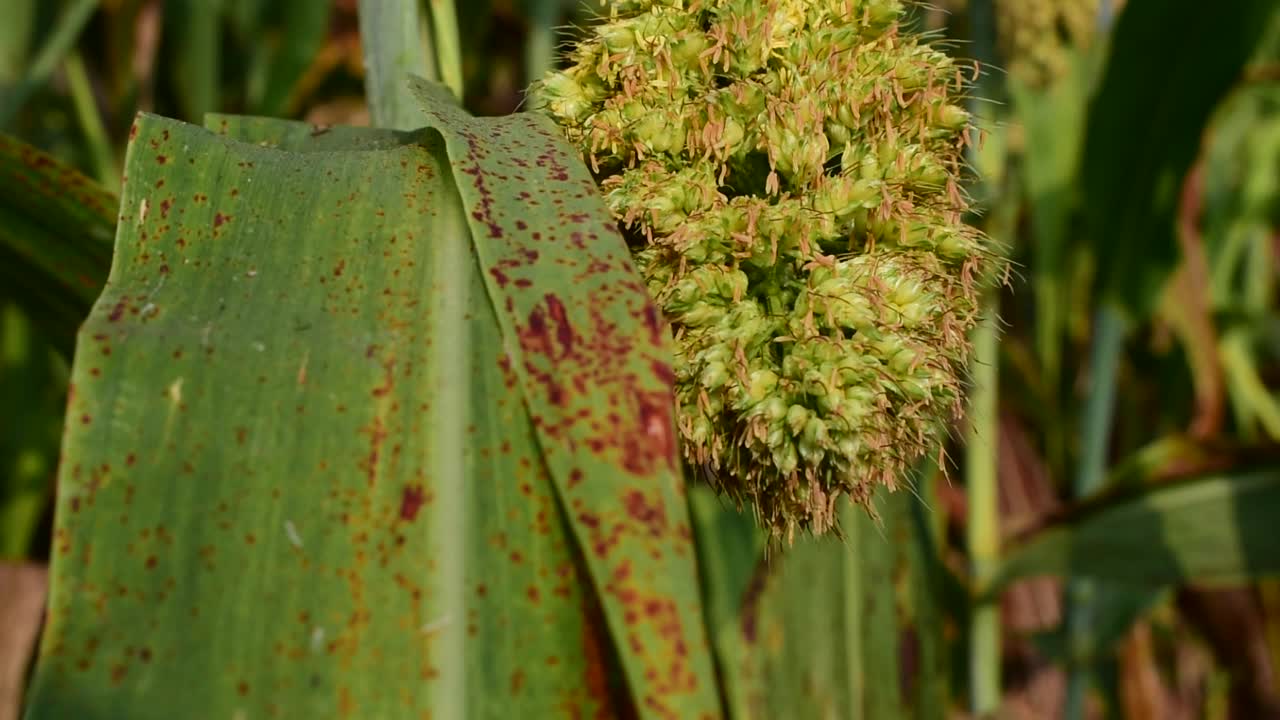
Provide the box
[535,0,1001,541]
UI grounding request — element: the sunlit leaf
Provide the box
[993,468,1280,592]
[25,95,718,717]
[690,485,949,719]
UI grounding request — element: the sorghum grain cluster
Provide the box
[536,0,999,540]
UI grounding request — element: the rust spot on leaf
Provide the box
[399,485,427,521]
[357,417,388,485]
[624,490,668,537]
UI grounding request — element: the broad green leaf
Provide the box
[1083,0,1276,318]
[25,103,717,718]
[409,76,722,718]
[0,132,115,355]
[690,487,949,719]
[991,468,1280,593]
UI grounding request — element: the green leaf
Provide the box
[0,132,115,355]
[408,76,722,718]
[687,485,764,720]
[0,0,97,128]
[26,93,720,716]
[691,488,949,719]
[1083,0,1277,318]
[1009,49,1093,395]
[0,0,36,83]
[0,303,66,560]
[991,468,1280,593]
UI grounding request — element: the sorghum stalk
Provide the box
[536,0,1001,541]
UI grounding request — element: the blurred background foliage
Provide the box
[1,0,1279,718]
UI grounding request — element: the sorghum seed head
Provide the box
[535,0,1003,541]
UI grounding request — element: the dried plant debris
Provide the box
[535,0,1001,541]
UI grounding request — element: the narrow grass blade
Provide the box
[163,0,222,122]
[247,0,334,117]
[0,133,115,353]
[0,0,97,128]
[0,0,37,83]
[0,305,66,560]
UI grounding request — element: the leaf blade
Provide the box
[1083,0,1276,317]
[25,113,640,718]
[993,469,1280,592]
[410,76,724,719]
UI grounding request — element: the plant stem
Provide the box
[0,0,98,128]
[357,0,433,129]
[428,180,470,720]
[962,0,1006,715]
[525,0,560,85]
[427,0,465,102]
[1064,302,1127,719]
[967,301,1001,718]
[63,50,119,193]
